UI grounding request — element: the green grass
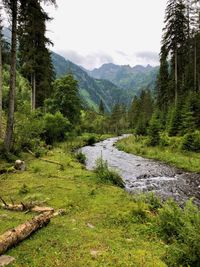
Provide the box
[0,137,168,267]
[116,135,200,173]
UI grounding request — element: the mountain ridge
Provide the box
[51,52,130,112]
[87,62,159,94]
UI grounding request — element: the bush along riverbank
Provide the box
[116,134,200,173]
[0,135,199,266]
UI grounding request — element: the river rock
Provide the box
[14,160,26,171]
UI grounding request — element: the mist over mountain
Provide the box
[87,63,159,94]
[51,52,130,112]
[51,52,159,111]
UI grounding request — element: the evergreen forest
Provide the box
[0,1,200,266]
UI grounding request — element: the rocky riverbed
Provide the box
[81,136,200,206]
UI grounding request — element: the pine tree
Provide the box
[128,96,140,128]
[0,7,3,138]
[99,99,105,114]
[129,90,154,135]
[148,110,161,146]
[18,0,55,109]
[3,0,18,151]
[110,104,128,135]
[162,0,188,105]
[156,45,170,111]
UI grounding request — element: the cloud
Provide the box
[54,49,160,70]
[56,49,114,70]
[135,51,159,65]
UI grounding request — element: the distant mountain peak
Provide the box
[87,62,159,93]
[51,52,130,112]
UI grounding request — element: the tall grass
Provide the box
[116,135,200,173]
[95,157,125,188]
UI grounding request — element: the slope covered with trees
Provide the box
[0,1,200,266]
[88,63,159,95]
[52,52,130,112]
[126,0,200,152]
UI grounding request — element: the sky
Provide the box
[44,0,167,70]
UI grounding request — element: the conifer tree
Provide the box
[162,0,187,104]
[3,0,18,151]
[99,99,105,114]
[0,7,3,138]
[18,0,55,109]
[128,96,140,128]
[156,45,170,111]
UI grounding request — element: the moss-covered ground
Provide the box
[0,135,169,266]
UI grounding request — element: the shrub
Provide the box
[86,135,96,146]
[181,130,200,152]
[159,132,170,147]
[43,112,71,144]
[14,110,44,151]
[75,152,86,164]
[131,201,149,223]
[158,199,184,242]
[95,157,125,188]
[145,192,162,212]
[162,200,200,266]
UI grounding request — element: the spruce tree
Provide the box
[162,0,187,105]
[18,0,55,109]
[3,0,18,151]
[156,45,169,111]
[99,99,105,114]
[128,96,140,128]
[0,7,3,138]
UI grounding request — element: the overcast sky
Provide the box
[45,0,167,70]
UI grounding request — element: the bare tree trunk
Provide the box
[194,37,197,91]
[0,30,2,138]
[31,72,36,110]
[4,0,17,152]
[175,49,178,106]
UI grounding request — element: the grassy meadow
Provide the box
[0,135,199,266]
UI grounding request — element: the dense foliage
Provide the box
[0,1,200,266]
[126,0,200,154]
[18,0,55,109]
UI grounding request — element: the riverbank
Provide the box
[0,135,199,266]
[116,135,200,173]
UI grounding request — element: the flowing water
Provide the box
[81,135,200,205]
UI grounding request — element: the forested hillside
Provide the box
[52,52,158,109]
[88,63,159,95]
[51,52,130,112]
[0,0,200,266]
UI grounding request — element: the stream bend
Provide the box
[81,135,200,205]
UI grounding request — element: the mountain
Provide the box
[51,52,130,112]
[87,63,159,95]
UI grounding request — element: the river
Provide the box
[81,135,200,206]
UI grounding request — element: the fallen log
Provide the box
[0,255,15,267]
[0,211,53,255]
[0,197,54,213]
[26,148,64,169]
